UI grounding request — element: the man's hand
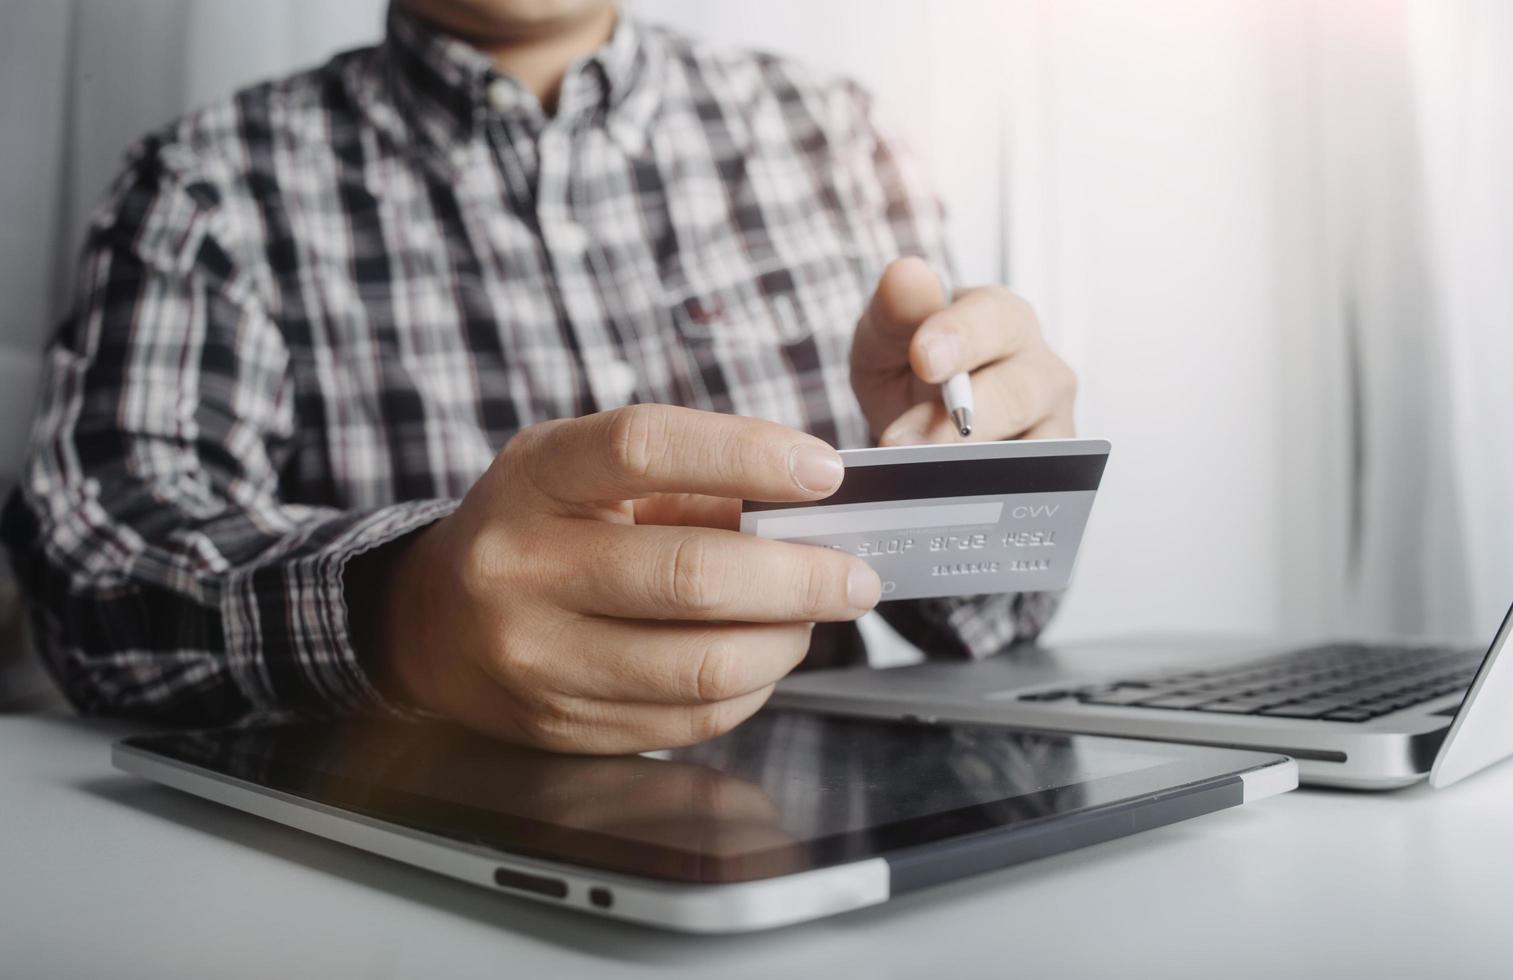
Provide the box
[350,405,882,754]
[850,257,1077,445]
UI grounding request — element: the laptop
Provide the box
[112,710,1295,933]
[774,600,1513,790]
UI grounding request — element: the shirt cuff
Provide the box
[219,498,458,717]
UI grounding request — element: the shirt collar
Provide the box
[381,3,657,155]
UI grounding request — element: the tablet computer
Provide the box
[114,710,1295,933]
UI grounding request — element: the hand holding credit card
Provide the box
[742,439,1109,601]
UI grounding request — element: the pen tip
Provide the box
[951,407,972,438]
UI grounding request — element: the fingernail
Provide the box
[791,445,843,493]
[847,563,883,610]
[922,334,961,380]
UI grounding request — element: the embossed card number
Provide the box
[740,439,1110,602]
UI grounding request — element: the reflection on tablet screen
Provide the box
[131,711,1192,882]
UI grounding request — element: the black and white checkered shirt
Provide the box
[2,6,1056,724]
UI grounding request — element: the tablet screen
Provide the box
[122,711,1265,884]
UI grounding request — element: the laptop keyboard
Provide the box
[1017,643,1480,722]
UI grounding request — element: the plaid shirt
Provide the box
[2,7,1057,725]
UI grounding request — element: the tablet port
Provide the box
[589,887,614,909]
[493,867,568,899]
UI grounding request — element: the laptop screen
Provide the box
[1432,599,1513,786]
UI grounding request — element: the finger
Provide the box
[970,351,1076,439]
[908,287,1043,384]
[879,354,1068,445]
[424,657,776,755]
[877,400,960,447]
[514,404,844,505]
[851,256,948,379]
[532,618,812,705]
[632,493,741,530]
[1021,415,1076,440]
[544,521,882,622]
[529,686,778,755]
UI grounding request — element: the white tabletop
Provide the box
[3,711,1512,980]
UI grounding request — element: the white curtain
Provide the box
[1402,1,1513,638]
[0,0,1506,655]
[1283,0,1512,643]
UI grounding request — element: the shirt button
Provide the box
[486,78,517,113]
[602,361,638,406]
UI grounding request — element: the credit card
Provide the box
[741,438,1110,601]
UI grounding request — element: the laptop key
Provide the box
[1016,689,1071,702]
[1258,700,1349,719]
[1077,687,1158,706]
[1321,708,1376,722]
[1195,700,1271,714]
[1134,694,1219,710]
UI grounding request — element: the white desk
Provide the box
[3,711,1512,980]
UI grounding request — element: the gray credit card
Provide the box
[741,438,1110,601]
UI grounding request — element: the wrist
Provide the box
[344,523,439,709]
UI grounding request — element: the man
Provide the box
[2,0,1077,753]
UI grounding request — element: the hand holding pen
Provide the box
[848,257,1078,445]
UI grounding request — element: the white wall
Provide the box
[0,2,73,478]
[1010,1,1302,643]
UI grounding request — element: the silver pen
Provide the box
[943,371,973,437]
